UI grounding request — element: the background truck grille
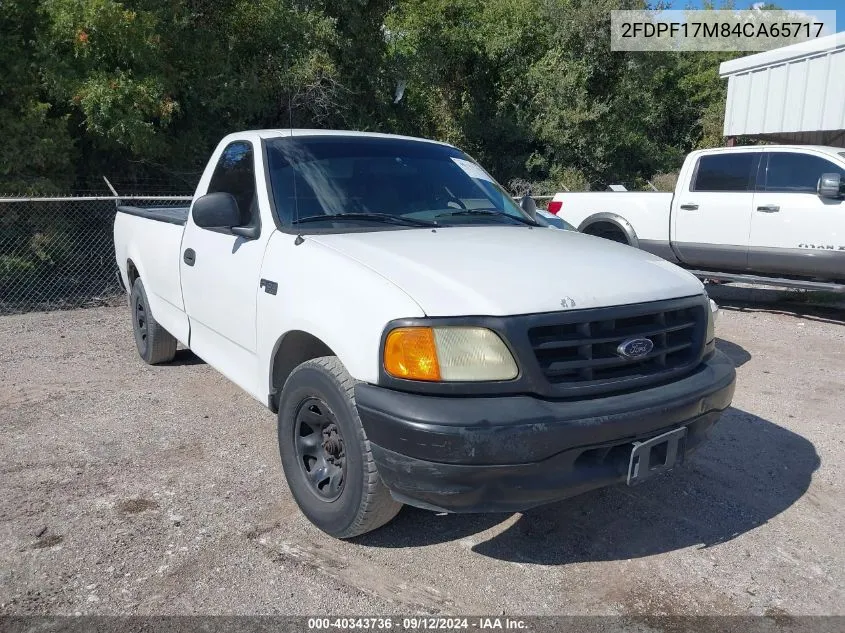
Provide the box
[527,301,706,393]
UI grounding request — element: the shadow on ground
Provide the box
[357,407,818,564]
[167,349,205,366]
[716,338,751,367]
[707,285,845,325]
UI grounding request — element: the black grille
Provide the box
[527,300,706,393]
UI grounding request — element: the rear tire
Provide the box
[278,356,402,538]
[130,278,177,365]
[584,223,629,245]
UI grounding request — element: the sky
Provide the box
[664,0,845,31]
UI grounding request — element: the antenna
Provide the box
[288,84,294,132]
[286,53,300,230]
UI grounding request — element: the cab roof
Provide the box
[692,145,845,159]
[251,129,455,148]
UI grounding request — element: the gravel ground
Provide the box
[1,298,843,616]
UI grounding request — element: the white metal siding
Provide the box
[720,33,845,146]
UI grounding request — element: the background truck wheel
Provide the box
[130,278,177,365]
[583,222,629,245]
[277,356,402,538]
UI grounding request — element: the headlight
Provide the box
[703,298,717,357]
[384,326,518,382]
[707,299,718,343]
[709,299,720,327]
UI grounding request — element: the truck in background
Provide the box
[548,145,845,292]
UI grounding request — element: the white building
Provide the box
[720,32,845,147]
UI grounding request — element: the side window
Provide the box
[691,153,758,192]
[207,141,257,226]
[764,152,845,193]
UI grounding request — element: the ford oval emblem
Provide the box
[617,337,654,359]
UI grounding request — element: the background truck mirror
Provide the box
[519,194,538,221]
[817,173,843,200]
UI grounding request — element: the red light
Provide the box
[546,200,562,215]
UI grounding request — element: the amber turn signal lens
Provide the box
[384,327,441,381]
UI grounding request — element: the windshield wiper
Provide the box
[291,212,437,227]
[435,208,539,226]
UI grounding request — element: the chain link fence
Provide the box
[0,196,192,315]
[1,192,566,316]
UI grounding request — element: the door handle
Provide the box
[756,205,780,213]
[183,248,196,266]
[680,203,699,211]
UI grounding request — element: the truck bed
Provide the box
[117,205,189,225]
[114,207,190,345]
[551,192,672,244]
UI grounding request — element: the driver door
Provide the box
[179,140,272,397]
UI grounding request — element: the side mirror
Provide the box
[818,173,843,199]
[519,193,538,221]
[192,192,259,238]
[193,192,241,228]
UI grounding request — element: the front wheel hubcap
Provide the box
[294,398,346,501]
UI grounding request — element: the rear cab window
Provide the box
[690,152,760,192]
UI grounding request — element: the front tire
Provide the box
[130,278,177,365]
[278,357,402,538]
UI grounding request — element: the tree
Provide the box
[0,0,755,193]
[0,0,74,192]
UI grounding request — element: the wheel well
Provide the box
[126,259,140,286]
[582,221,630,244]
[269,331,336,412]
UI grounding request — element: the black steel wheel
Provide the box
[134,293,149,353]
[278,356,402,538]
[129,278,177,365]
[294,398,346,501]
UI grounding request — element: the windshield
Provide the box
[264,136,533,230]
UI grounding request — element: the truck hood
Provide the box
[309,226,703,316]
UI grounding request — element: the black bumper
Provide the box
[354,350,736,513]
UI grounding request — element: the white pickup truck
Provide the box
[114,130,735,538]
[549,145,845,291]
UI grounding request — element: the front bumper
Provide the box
[354,350,736,513]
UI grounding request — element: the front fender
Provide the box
[256,234,425,395]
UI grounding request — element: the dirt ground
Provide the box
[1,293,843,616]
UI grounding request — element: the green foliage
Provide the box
[0,0,753,194]
[0,0,75,192]
[39,0,171,153]
[650,171,680,192]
